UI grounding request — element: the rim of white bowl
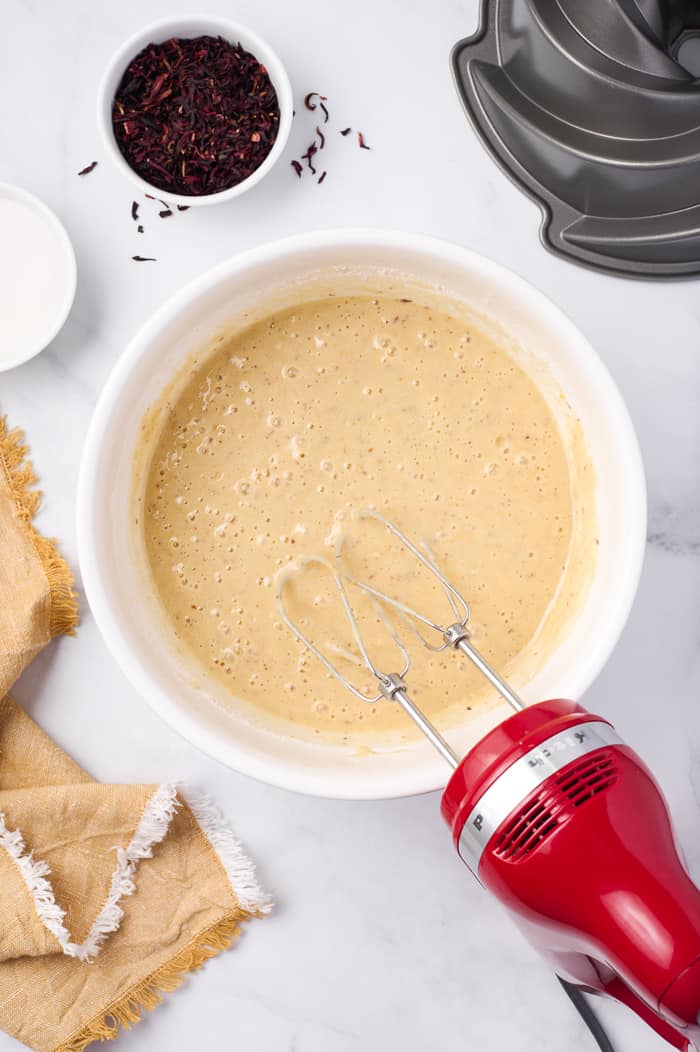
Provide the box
[97,14,294,207]
[0,182,77,372]
[77,228,647,799]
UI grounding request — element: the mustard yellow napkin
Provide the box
[0,417,270,1052]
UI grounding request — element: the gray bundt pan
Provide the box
[452,0,700,277]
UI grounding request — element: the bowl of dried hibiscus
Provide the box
[98,15,293,206]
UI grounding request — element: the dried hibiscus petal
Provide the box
[304,92,327,111]
[301,142,318,174]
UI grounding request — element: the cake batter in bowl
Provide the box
[77,230,646,798]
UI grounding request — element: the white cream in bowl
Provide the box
[0,184,76,370]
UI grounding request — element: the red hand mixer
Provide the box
[277,512,700,1052]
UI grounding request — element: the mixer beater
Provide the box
[277,511,700,1052]
[276,509,524,769]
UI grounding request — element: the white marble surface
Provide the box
[2,1,700,1049]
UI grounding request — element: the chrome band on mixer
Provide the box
[458,722,625,874]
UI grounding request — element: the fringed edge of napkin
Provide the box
[55,914,246,1052]
[0,416,78,638]
[52,788,271,1052]
[0,786,182,963]
[183,789,272,916]
[1,783,272,966]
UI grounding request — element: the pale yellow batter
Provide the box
[135,294,595,745]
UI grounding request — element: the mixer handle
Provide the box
[559,976,693,1052]
[603,976,690,1051]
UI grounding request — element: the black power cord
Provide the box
[558,977,616,1052]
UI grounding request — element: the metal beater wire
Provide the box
[275,555,411,704]
[276,510,522,767]
[276,553,460,768]
[337,509,470,650]
[337,510,525,713]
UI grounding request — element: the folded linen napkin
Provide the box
[0,417,270,1052]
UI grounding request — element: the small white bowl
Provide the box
[77,229,647,800]
[0,183,77,372]
[97,15,293,207]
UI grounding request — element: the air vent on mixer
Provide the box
[493,750,618,863]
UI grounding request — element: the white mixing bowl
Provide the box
[77,229,646,799]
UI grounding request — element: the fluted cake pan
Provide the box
[452,0,700,277]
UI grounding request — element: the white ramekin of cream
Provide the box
[0,183,77,371]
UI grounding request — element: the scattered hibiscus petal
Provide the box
[159,209,173,218]
[132,255,156,262]
[78,161,98,176]
[176,205,190,211]
[137,224,144,233]
[304,92,326,111]
[301,142,318,174]
[292,94,371,185]
[131,201,139,221]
